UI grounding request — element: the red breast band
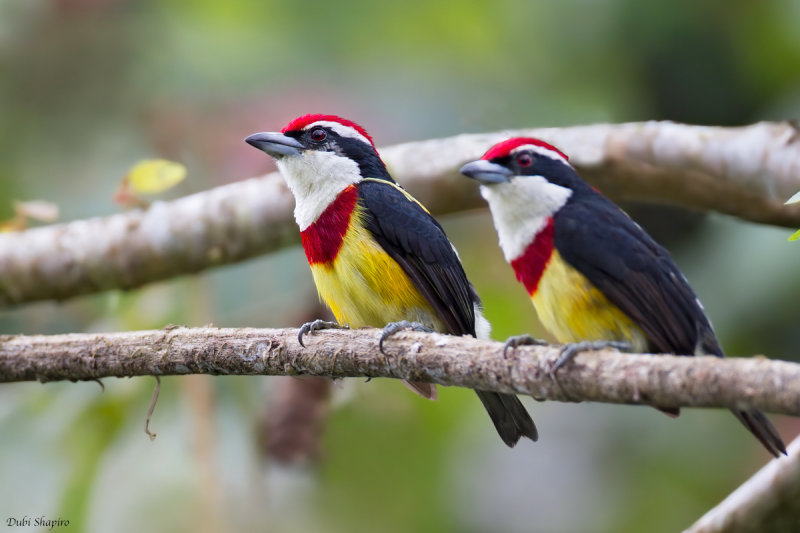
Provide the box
[510,217,555,295]
[300,185,359,265]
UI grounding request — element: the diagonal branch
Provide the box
[684,434,800,533]
[1,327,799,417]
[2,121,800,307]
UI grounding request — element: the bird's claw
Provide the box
[297,319,342,347]
[551,340,632,376]
[502,334,548,358]
[379,321,432,354]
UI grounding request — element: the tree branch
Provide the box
[385,120,800,226]
[0,176,298,306]
[684,434,800,533]
[1,327,798,416]
[3,121,800,307]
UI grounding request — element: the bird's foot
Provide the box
[551,340,632,377]
[297,319,344,347]
[502,334,548,358]
[379,321,432,354]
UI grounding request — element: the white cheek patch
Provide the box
[305,121,373,148]
[277,151,362,230]
[480,176,572,261]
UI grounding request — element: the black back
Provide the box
[358,177,538,447]
[357,179,476,336]
[553,182,722,357]
[548,169,784,456]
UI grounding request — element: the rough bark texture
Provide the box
[685,435,800,533]
[2,121,800,307]
[1,327,799,417]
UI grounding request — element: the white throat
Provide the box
[480,176,572,261]
[276,151,362,230]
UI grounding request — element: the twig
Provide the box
[144,375,161,440]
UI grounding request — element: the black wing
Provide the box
[554,191,722,357]
[358,179,476,336]
[359,179,538,447]
[555,192,786,456]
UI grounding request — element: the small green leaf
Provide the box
[788,229,800,241]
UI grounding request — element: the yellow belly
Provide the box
[532,250,648,351]
[309,218,444,331]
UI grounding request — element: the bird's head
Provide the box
[245,114,392,185]
[246,114,391,229]
[460,138,579,251]
[460,137,583,211]
[459,137,573,188]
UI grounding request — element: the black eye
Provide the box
[309,128,327,142]
[516,153,533,167]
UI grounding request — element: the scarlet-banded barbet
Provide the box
[245,116,537,447]
[460,137,785,457]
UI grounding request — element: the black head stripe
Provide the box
[530,156,580,188]
[287,127,393,181]
[337,136,393,181]
[504,148,586,191]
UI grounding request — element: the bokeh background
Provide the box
[2,1,800,532]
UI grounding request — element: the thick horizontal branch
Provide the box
[2,121,800,307]
[1,327,799,416]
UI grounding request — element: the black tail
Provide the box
[475,390,538,447]
[732,408,786,458]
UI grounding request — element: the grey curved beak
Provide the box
[245,132,304,158]
[459,160,513,185]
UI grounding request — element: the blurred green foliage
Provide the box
[1,1,800,532]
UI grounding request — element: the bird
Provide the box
[245,114,537,447]
[459,136,786,457]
